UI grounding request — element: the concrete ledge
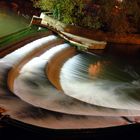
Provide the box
[31,13,107,50]
[31,13,140,47]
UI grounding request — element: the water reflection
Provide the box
[0,43,129,128]
[10,44,140,116]
[60,53,140,110]
[88,61,111,77]
[88,62,102,77]
[0,10,28,37]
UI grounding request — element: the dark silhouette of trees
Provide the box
[98,0,140,33]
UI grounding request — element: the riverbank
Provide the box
[33,13,140,46]
[64,25,140,45]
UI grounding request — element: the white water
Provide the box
[60,53,140,110]
[2,35,57,64]
[0,33,140,128]
[0,44,127,129]
[12,44,140,116]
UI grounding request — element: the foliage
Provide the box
[122,0,140,33]
[31,0,102,29]
[32,0,83,23]
[98,0,140,33]
[31,0,140,34]
[31,0,56,11]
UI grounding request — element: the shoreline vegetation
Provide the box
[1,0,140,46]
[31,0,140,34]
[64,25,140,45]
[31,0,140,45]
[32,13,140,46]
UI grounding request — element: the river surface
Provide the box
[12,43,140,117]
[0,35,129,129]
[0,12,140,128]
[0,11,28,37]
[60,51,140,110]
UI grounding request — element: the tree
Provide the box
[31,0,140,33]
[122,0,140,33]
[32,0,84,23]
[98,0,140,33]
[32,0,103,29]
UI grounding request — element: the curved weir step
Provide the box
[46,46,78,90]
[0,50,133,129]
[11,44,140,116]
[0,31,52,57]
[60,53,140,111]
[7,35,64,92]
[0,24,139,129]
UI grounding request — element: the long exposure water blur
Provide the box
[0,4,140,130]
[60,51,140,110]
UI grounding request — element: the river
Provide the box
[0,10,140,129]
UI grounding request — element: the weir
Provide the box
[0,10,140,132]
[30,13,107,50]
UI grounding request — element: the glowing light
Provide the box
[88,61,111,77]
[117,0,123,2]
[88,62,102,77]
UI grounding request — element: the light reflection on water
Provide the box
[0,8,140,127]
[0,11,28,37]
[0,36,140,127]
[60,53,140,110]
[1,6,140,128]
[13,45,140,116]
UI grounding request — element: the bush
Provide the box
[31,0,102,29]
[31,0,140,34]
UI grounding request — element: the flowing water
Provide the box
[60,52,140,110]
[0,11,140,128]
[13,44,140,117]
[0,37,128,129]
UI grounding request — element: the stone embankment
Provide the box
[32,13,140,46]
[31,14,107,50]
[65,25,140,45]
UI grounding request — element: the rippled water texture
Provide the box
[0,9,140,129]
[60,53,140,110]
[13,44,140,116]
[0,43,128,129]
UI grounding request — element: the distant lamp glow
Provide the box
[88,61,111,77]
[117,0,123,2]
[88,62,102,77]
